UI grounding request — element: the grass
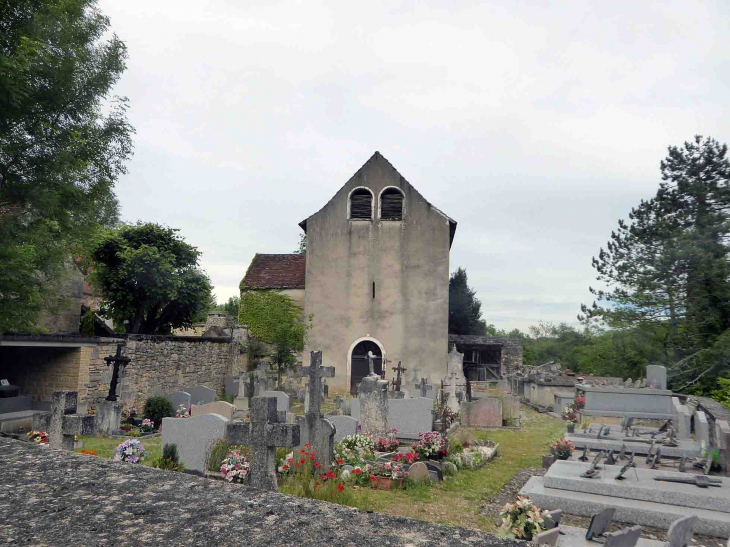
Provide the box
[76,435,162,467]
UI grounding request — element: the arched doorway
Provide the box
[349,340,383,395]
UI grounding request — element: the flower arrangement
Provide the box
[374,461,407,480]
[175,404,190,419]
[27,431,49,444]
[375,429,400,452]
[392,452,419,464]
[574,396,585,410]
[562,402,578,423]
[122,407,138,421]
[411,431,448,460]
[334,433,375,465]
[140,418,155,432]
[220,451,250,483]
[113,439,148,464]
[499,496,553,540]
[551,437,574,460]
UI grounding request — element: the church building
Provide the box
[242,152,456,394]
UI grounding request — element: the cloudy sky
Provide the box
[99,0,730,332]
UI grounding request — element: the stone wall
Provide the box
[86,335,241,409]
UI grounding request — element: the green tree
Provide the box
[89,223,213,334]
[448,267,487,335]
[581,136,730,391]
[239,291,311,387]
[213,296,240,319]
[0,0,133,332]
[294,233,306,254]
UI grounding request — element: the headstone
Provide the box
[586,508,615,540]
[695,411,710,446]
[544,509,562,530]
[646,365,667,390]
[164,391,191,412]
[94,400,123,436]
[666,515,698,547]
[260,390,290,412]
[415,378,435,399]
[532,527,560,547]
[190,401,236,421]
[295,351,337,467]
[387,397,433,439]
[34,391,95,450]
[672,397,692,440]
[234,374,252,410]
[447,372,461,414]
[408,461,430,482]
[446,345,467,390]
[161,413,228,474]
[461,398,502,428]
[679,456,687,473]
[226,396,300,490]
[357,374,389,438]
[225,375,240,398]
[184,386,216,405]
[328,415,359,444]
[604,526,642,547]
[297,351,335,414]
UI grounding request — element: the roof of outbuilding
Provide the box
[241,253,306,289]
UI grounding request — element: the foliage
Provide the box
[238,290,311,385]
[551,438,574,460]
[0,0,133,333]
[113,438,148,463]
[220,451,250,483]
[711,377,730,409]
[152,443,184,471]
[499,496,552,540]
[214,296,240,319]
[80,310,96,336]
[448,441,464,455]
[412,431,448,460]
[88,223,213,334]
[375,429,400,452]
[373,461,407,479]
[294,233,306,254]
[448,267,487,335]
[334,434,375,466]
[140,418,155,432]
[206,439,250,472]
[143,396,174,426]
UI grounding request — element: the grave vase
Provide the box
[374,476,400,490]
[566,424,575,433]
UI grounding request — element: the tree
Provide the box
[239,291,311,387]
[213,296,240,319]
[581,136,730,390]
[294,233,306,254]
[89,223,212,334]
[448,267,487,335]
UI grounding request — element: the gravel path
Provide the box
[480,467,725,547]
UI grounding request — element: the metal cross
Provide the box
[391,361,407,391]
[103,344,131,401]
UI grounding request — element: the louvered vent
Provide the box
[380,189,404,220]
[350,190,372,220]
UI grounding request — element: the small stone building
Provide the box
[448,335,523,380]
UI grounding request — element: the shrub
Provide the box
[153,443,185,472]
[163,443,180,462]
[206,438,251,472]
[143,396,175,425]
[449,441,464,455]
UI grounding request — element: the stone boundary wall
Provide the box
[86,335,240,409]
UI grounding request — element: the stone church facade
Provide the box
[242,152,456,394]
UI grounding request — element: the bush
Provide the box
[449,441,464,455]
[153,443,185,472]
[143,396,175,426]
[163,443,180,462]
[449,428,475,448]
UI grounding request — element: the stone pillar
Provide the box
[716,420,730,475]
[695,410,710,446]
[672,397,692,439]
[94,401,123,436]
[357,375,389,438]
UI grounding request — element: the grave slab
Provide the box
[94,401,123,436]
[558,526,664,547]
[161,413,228,474]
[565,434,700,458]
[184,386,216,405]
[388,397,433,439]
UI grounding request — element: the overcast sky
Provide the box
[99,0,730,333]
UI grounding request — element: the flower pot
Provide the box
[542,454,556,469]
[375,476,393,490]
[567,424,575,434]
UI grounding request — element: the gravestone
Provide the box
[604,526,642,547]
[33,391,95,450]
[586,508,615,540]
[415,378,435,399]
[164,391,191,412]
[408,461,430,482]
[646,365,667,390]
[695,411,710,446]
[388,397,433,439]
[184,386,216,405]
[447,372,461,414]
[531,527,560,547]
[234,374,253,410]
[226,396,300,490]
[296,351,336,467]
[666,514,698,547]
[161,413,228,473]
[94,401,123,436]
[544,509,562,530]
[461,398,502,428]
[357,374,389,438]
[260,390,290,412]
[190,401,236,421]
[225,375,240,398]
[328,415,359,444]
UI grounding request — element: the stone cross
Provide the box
[297,351,335,414]
[416,378,430,397]
[391,361,407,392]
[103,344,131,401]
[225,396,300,491]
[34,391,95,450]
[447,372,460,414]
[367,351,376,376]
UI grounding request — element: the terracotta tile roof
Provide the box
[242,253,306,289]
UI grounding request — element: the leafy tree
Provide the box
[239,291,311,387]
[89,223,213,334]
[448,267,487,335]
[581,136,730,390]
[0,0,133,332]
[294,233,306,254]
[219,296,240,318]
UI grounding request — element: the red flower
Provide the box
[369,475,377,483]
[305,443,311,449]
[316,481,321,486]
[315,462,321,468]
[336,458,344,465]
[310,455,315,461]
[282,465,289,471]
[320,473,327,480]
[300,449,306,454]
[326,470,336,479]
[353,468,362,475]
[299,458,306,464]
[337,483,344,492]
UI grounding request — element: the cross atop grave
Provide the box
[34,390,96,450]
[103,344,131,402]
[391,361,407,391]
[226,396,300,491]
[367,351,377,376]
[415,377,431,398]
[298,351,335,415]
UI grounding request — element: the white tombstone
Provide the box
[260,390,290,412]
[646,365,667,390]
[161,413,228,474]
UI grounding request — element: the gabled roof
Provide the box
[241,253,306,289]
[298,152,457,247]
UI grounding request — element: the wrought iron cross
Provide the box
[391,361,407,391]
[103,344,131,401]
